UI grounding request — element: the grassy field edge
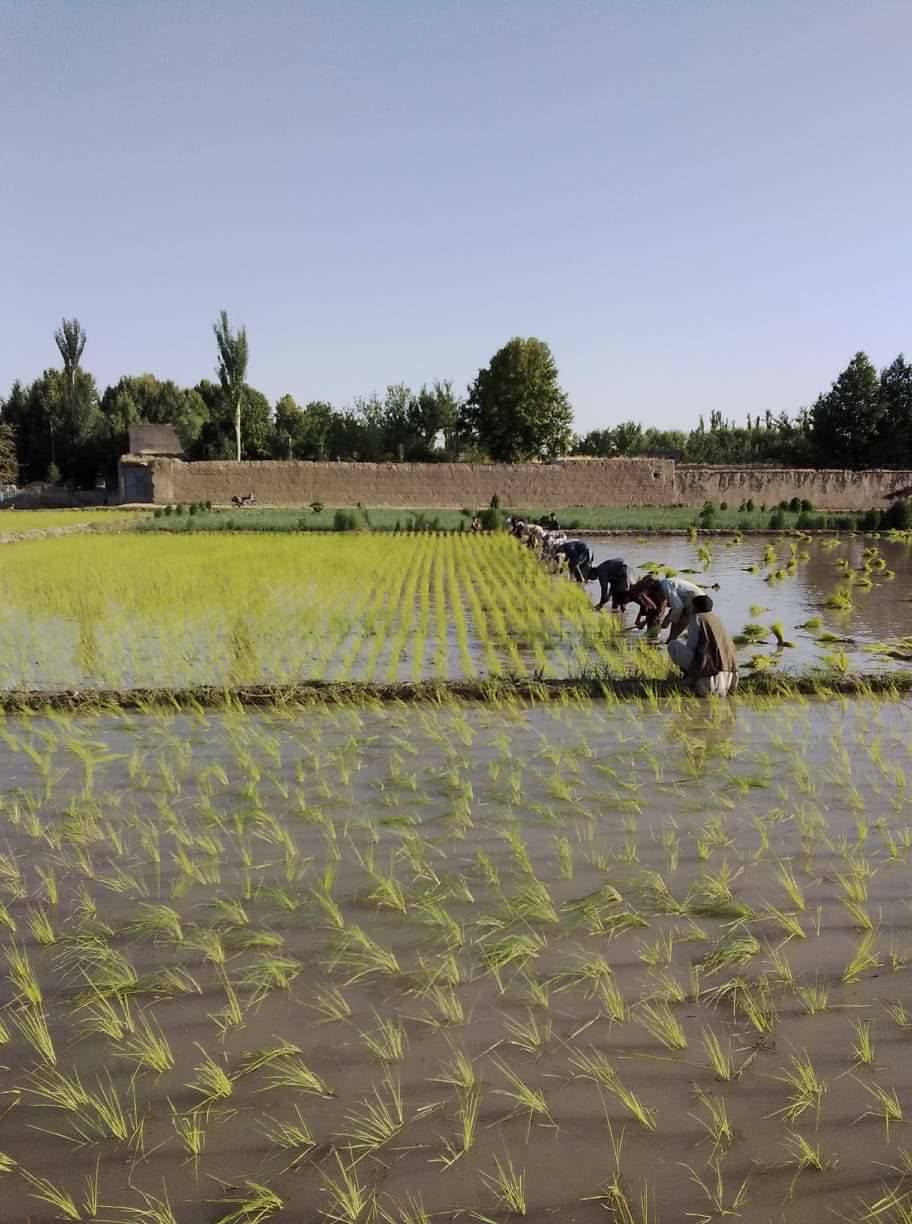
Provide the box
[137,504,912,536]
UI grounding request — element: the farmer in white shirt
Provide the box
[658,576,706,642]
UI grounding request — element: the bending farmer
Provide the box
[625,577,664,631]
[659,575,706,641]
[588,558,636,610]
[555,539,594,583]
[667,595,738,697]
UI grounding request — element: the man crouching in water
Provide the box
[667,595,738,697]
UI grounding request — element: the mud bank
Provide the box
[2,670,911,712]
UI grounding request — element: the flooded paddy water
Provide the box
[1,694,912,1220]
[581,531,912,675]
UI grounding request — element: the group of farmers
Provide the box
[508,518,738,697]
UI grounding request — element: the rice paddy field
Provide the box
[1,527,912,1222]
[1,695,912,1221]
[0,530,910,692]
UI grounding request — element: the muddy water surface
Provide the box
[1,697,912,1220]
[581,531,912,673]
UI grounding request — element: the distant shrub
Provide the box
[769,509,787,529]
[882,499,912,530]
[205,500,212,511]
[164,504,173,517]
[460,507,473,518]
[800,498,814,512]
[174,504,184,516]
[310,501,324,514]
[153,509,163,519]
[719,501,728,511]
[788,497,801,513]
[778,500,789,511]
[188,503,197,516]
[479,507,501,531]
[860,508,881,531]
[333,509,359,531]
[745,498,755,512]
[490,494,500,510]
[796,511,823,529]
[832,514,857,532]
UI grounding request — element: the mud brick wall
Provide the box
[146,457,678,509]
[131,457,912,511]
[677,466,912,510]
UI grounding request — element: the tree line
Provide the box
[1,316,910,488]
[575,352,912,469]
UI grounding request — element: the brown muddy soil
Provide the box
[1,669,912,715]
[0,697,911,1222]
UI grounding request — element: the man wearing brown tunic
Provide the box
[667,595,739,696]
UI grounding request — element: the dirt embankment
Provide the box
[0,520,137,546]
[1,671,910,712]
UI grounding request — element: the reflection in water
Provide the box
[581,533,912,672]
[666,698,740,764]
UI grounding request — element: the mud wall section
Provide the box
[132,457,912,512]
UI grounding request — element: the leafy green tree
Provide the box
[213,310,249,461]
[29,317,98,479]
[0,422,17,485]
[811,351,882,468]
[613,421,645,455]
[4,365,101,485]
[348,393,386,460]
[379,384,413,460]
[272,394,305,458]
[408,380,461,459]
[573,427,617,457]
[463,337,573,462]
[876,354,912,467]
[190,380,274,460]
[325,409,370,460]
[0,381,32,478]
[299,401,336,459]
[54,318,87,391]
[271,395,340,460]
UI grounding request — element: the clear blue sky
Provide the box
[3,0,910,433]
